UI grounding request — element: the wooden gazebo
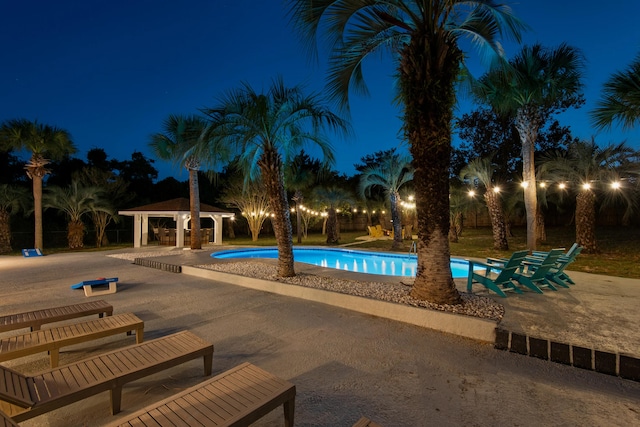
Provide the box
[119,198,234,248]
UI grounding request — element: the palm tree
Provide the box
[0,184,30,254]
[460,156,509,250]
[204,77,349,276]
[540,140,638,253]
[0,119,76,250]
[76,167,131,247]
[448,184,479,243]
[359,154,413,249]
[43,180,112,249]
[313,186,354,244]
[222,178,271,242]
[591,53,640,130]
[285,155,318,243]
[150,114,225,250]
[289,0,524,304]
[472,43,585,250]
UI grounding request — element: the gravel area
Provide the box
[108,251,183,260]
[195,261,505,321]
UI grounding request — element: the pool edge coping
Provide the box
[210,246,471,279]
[181,265,498,343]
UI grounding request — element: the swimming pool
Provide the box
[211,247,471,278]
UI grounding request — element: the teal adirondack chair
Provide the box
[526,246,582,288]
[530,243,580,260]
[511,248,565,293]
[467,250,530,297]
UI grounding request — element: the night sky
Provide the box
[2,1,639,180]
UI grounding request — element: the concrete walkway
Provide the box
[1,247,639,426]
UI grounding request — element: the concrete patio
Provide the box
[0,247,639,426]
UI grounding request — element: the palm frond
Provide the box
[591,53,640,130]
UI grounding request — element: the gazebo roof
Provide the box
[119,198,232,215]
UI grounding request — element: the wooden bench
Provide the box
[0,330,213,423]
[0,300,113,333]
[108,362,295,427]
[0,313,143,368]
[0,409,18,427]
[353,416,383,427]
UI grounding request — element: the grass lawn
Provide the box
[18,225,639,279]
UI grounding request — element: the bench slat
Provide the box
[0,313,143,368]
[0,301,113,333]
[107,362,295,427]
[0,366,33,408]
[0,409,18,427]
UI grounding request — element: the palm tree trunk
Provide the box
[32,174,44,250]
[0,209,12,254]
[248,217,260,241]
[448,218,459,243]
[390,193,403,249]
[402,34,462,305]
[68,219,85,249]
[259,147,295,277]
[93,211,110,248]
[515,108,539,251]
[226,219,236,239]
[293,191,303,244]
[576,190,597,253]
[189,168,202,250]
[326,207,339,244]
[484,192,509,250]
[535,206,546,242]
[449,212,463,243]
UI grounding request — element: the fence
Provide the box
[10,229,133,249]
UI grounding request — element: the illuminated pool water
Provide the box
[211,247,471,278]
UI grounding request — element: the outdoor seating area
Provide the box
[156,227,212,246]
[366,224,414,240]
[467,245,583,297]
[0,330,213,423]
[0,300,298,426]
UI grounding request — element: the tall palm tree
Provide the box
[540,140,638,253]
[0,119,76,250]
[472,43,585,250]
[591,53,640,130]
[359,154,413,249]
[204,78,349,276]
[313,186,354,244]
[150,114,225,250]
[460,156,509,250]
[0,184,30,254]
[43,180,112,249]
[289,0,524,304]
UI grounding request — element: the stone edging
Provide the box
[180,265,498,343]
[495,328,640,382]
[133,258,181,273]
